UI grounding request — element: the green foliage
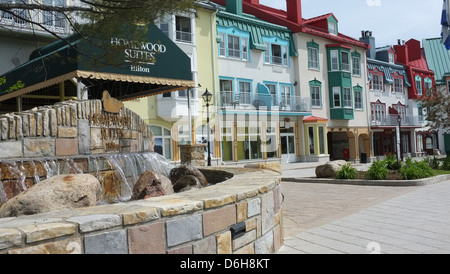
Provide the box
[400,158,436,180]
[336,164,359,179]
[335,163,359,180]
[0,76,24,94]
[441,156,450,171]
[365,160,390,180]
[384,154,400,170]
[423,156,440,170]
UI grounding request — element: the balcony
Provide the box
[370,115,425,128]
[157,96,199,122]
[219,91,312,114]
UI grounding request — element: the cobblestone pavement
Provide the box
[278,163,450,254]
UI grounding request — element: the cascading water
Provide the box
[0,152,174,205]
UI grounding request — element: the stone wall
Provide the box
[0,100,154,159]
[0,167,283,254]
[0,100,155,203]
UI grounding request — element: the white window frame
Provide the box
[330,50,339,71]
[176,16,193,44]
[308,47,319,70]
[352,56,361,76]
[343,87,352,108]
[341,51,350,72]
[333,87,341,108]
[238,81,251,105]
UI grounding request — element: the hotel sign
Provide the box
[110,37,168,73]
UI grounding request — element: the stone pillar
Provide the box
[178,144,207,166]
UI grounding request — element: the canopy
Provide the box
[0,23,195,106]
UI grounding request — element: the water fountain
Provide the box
[0,98,283,254]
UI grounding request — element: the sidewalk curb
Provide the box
[281,174,450,187]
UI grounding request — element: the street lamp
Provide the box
[397,115,403,163]
[202,89,212,166]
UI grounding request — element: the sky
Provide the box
[259,0,443,47]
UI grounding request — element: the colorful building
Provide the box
[394,39,438,156]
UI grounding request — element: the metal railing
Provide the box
[220,91,312,113]
[370,115,425,127]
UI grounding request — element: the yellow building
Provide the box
[124,2,220,162]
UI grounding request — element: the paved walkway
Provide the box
[278,162,450,254]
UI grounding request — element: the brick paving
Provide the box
[278,163,450,254]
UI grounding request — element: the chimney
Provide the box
[394,41,409,65]
[286,0,302,25]
[359,30,376,59]
[226,0,243,15]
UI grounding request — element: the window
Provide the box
[389,53,395,64]
[1,0,31,26]
[178,89,195,99]
[220,79,234,107]
[418,104,424,122]
[41,0,66,31]
[151,126,172,160]
[424,78,433,95]
[280,85,292,108]
[371,73,384,91]
[310,82,322,108]
[343,87,352,108]
[159,22,169,37]
[228,35,241,59]
[265,83,277,106]
[264,37,290,66]
[415,76,423,96]
[218,28,250,61]
[393,103,406,121]
[333,87,341,108]
[394,78,404,93]
[308,47,319,69]
[354,87,363,110]
[238,81,251,105]
[328,22,337,35]
[341,51,350,72]
[219,33,226,57]
[330,50,339,71]
[176,16,192,43]
[417,134,423,153]
[371,101,386,123]
[319,127,326,155]
[352,56,361,76]
[271,44,283,65]
[308,127,315,154]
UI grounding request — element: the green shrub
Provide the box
[384,154,400,170]
[365,160,389,180]
[400,158,436,180]
[423,156,440,170]
[441,156,450,170]
[335,163,359,180]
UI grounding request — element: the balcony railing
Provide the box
[371,115,425,127]
[220,91,312,113]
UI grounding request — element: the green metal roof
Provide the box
[217,11,298,56]
[423,38,450,84]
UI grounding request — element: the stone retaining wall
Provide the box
[0,167,283,254]
[0,100,154,159]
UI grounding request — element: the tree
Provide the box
[0,0,196,55]
[417,88,450,134]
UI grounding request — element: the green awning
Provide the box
[0,23,195,103]
[217,11,298,57]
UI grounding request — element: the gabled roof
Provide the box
[303,13,337,25]
[423,37,450,84]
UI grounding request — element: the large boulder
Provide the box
[173,175,204,193]
[315,160,348,178]
[131,171,174,200]
[0,174,101,218]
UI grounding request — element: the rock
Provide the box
[173,175,203,193]
[169,165,208,188]
[131,171,174,200]
[315,160,348,178]
[0,174,101,218]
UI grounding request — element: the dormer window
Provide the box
[328,22,337,35]
[389,52,395,64]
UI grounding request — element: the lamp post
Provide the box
[397,115,403,165]
[202,89,212,167]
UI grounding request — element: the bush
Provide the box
[423,156,440,170]
[384,154,401,170]
[441,156,450,170]
[400,158,436,180]
[335,163,359,179]
[365,160,389,180]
